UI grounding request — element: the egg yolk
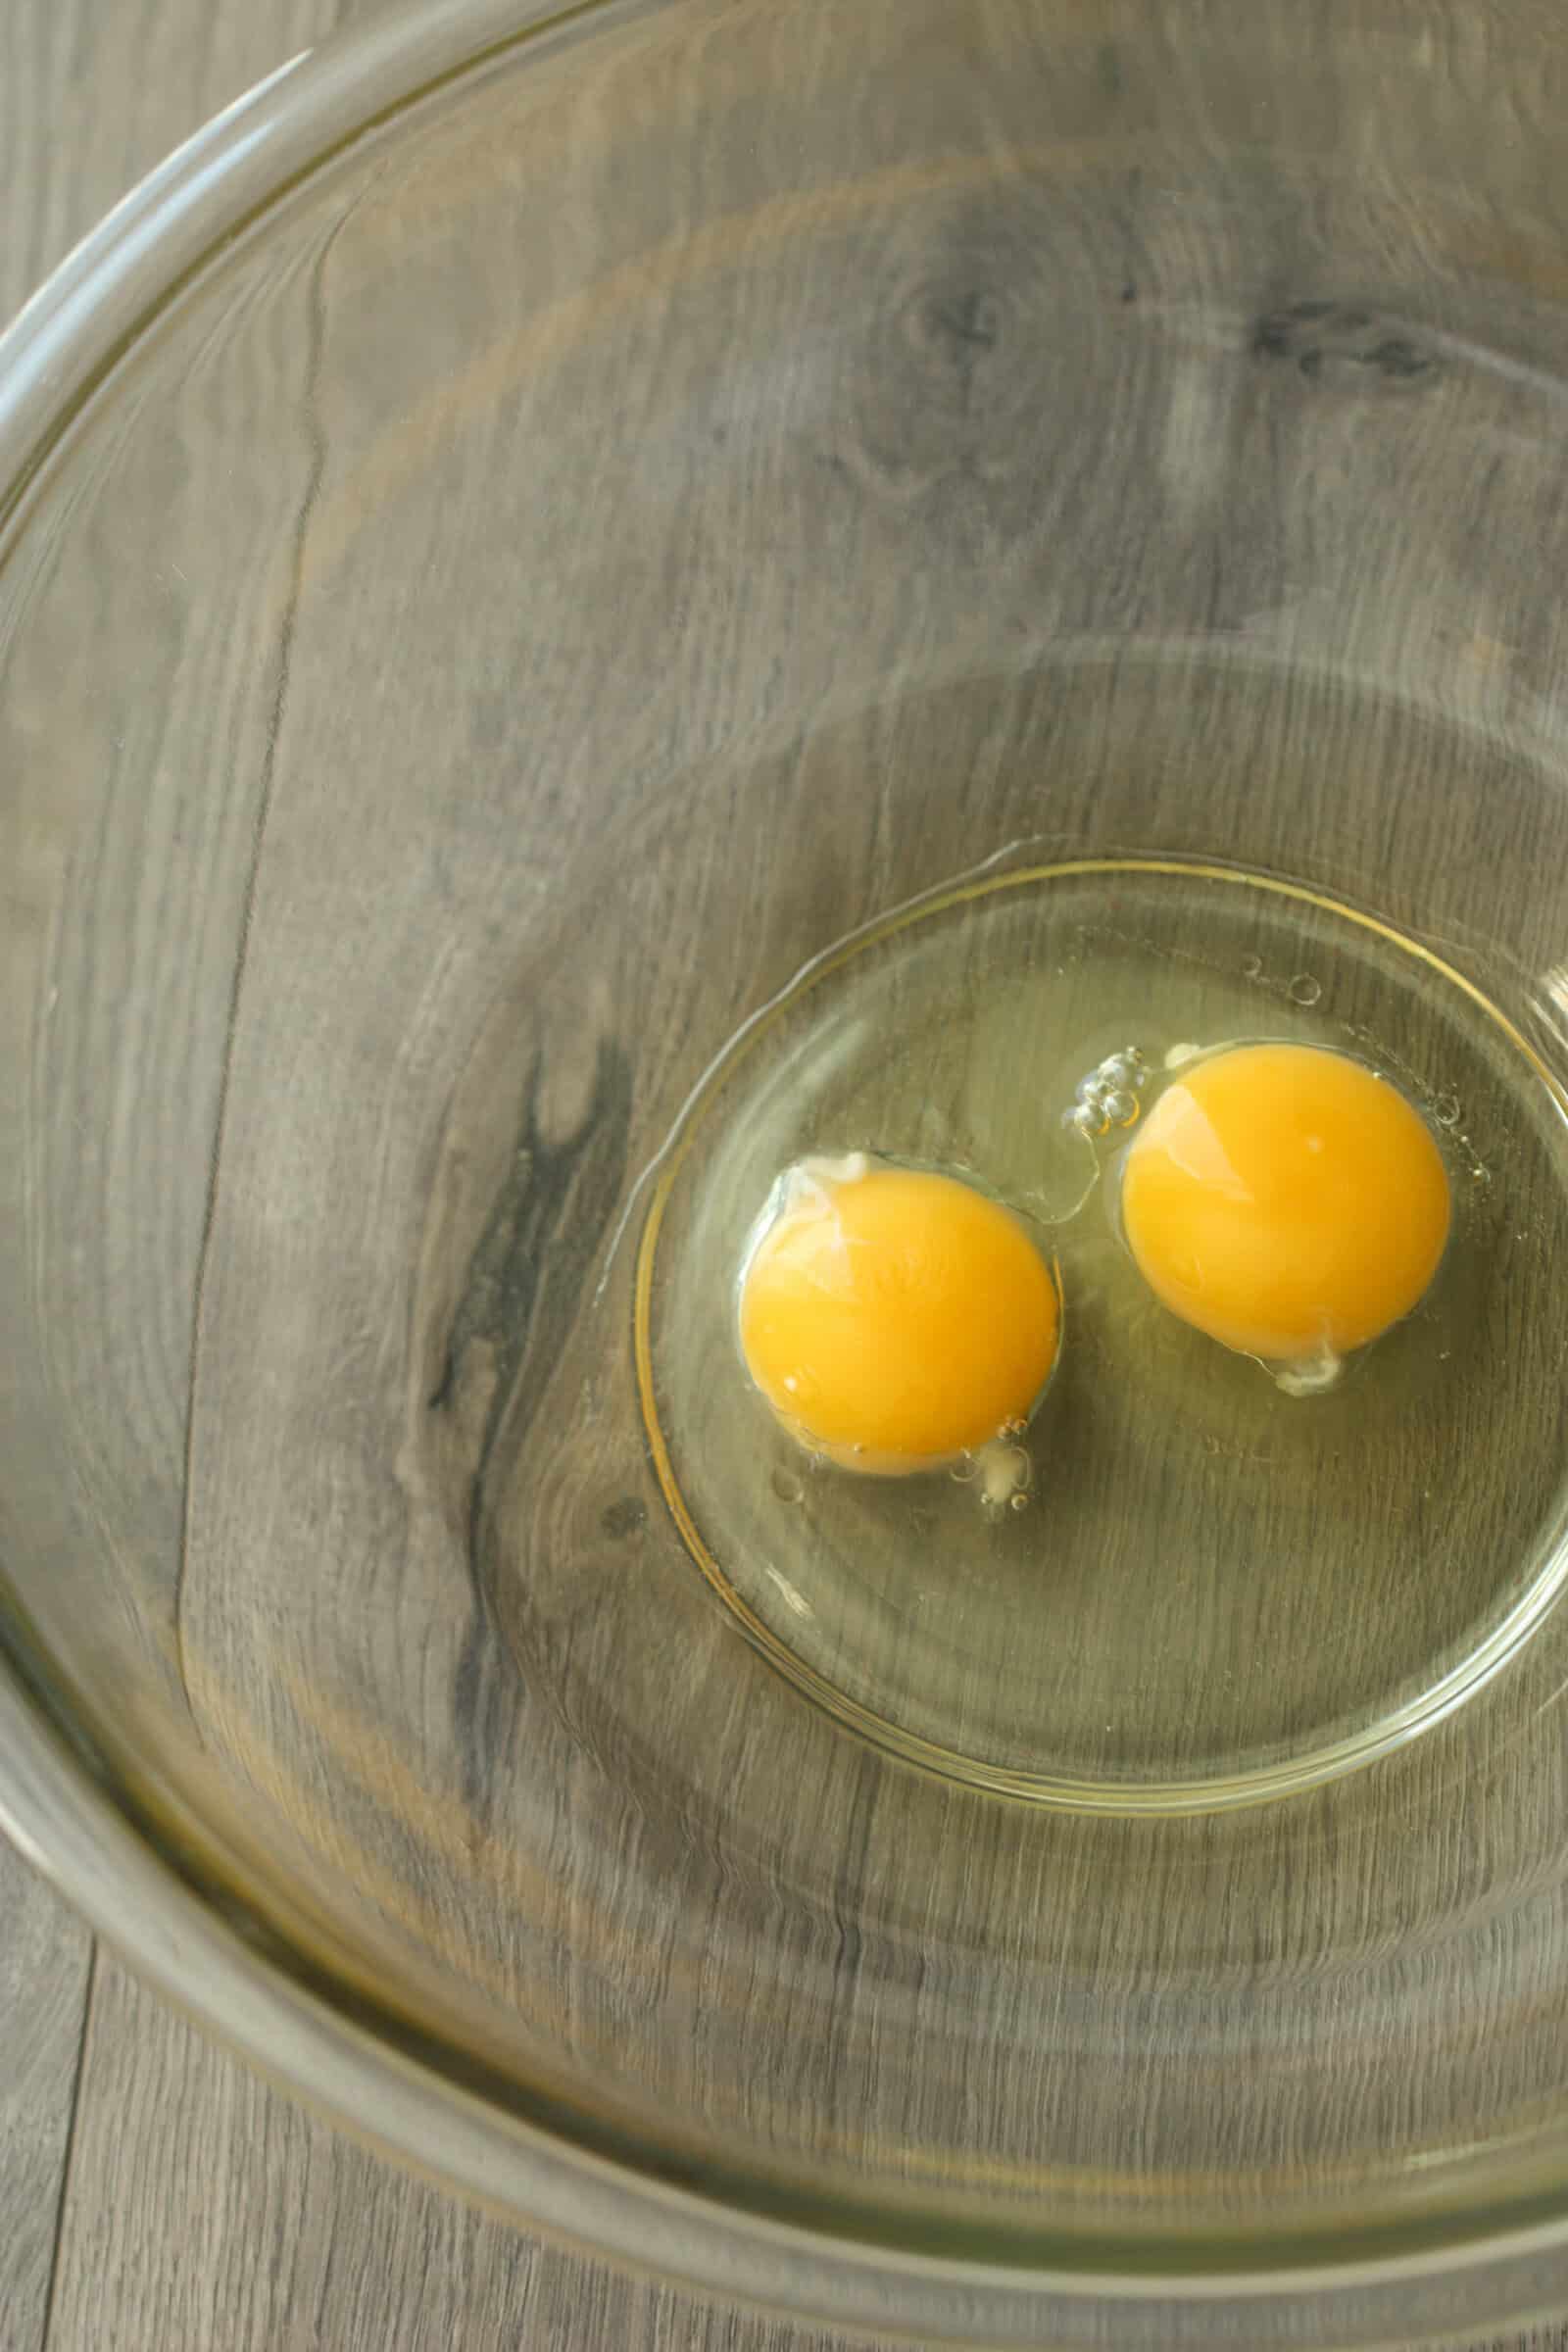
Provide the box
[1119,1043,1450,1364]
[738,1159,1060,1472]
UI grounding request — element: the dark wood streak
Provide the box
[1251,298,1442,382]
[428,1037,633,1815]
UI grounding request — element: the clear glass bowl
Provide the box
[7,2,1568,2342]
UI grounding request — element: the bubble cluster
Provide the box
[1067,1046,1150,1139]
[1239,954,1324,1011]
[976,1440,1032,1511]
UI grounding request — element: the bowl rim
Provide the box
[6,0,1568,2335]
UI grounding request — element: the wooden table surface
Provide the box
[3,5,1568,2350]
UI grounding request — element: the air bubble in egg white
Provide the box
[1289,974,1322,1007]
[1068,1045,1150,1139]
[975,1439,1031,1509]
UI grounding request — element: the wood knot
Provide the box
[906,282,1005,368]
[1250,299,1439,386]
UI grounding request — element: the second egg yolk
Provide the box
[1119,1043,1451,1364]
[738,1159,1060,1473]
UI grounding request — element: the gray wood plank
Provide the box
[43,1964,1568,2352]
[0,4,367,2351]
[46,1958,885,2352]
[0,1840,91,2352]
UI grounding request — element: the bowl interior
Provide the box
[10,0,1568,2328]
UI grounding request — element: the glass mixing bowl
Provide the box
[7,1,1568,2341]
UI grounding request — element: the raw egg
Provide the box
[1119,1043,1450,1372]
[738,1155,1060,1473]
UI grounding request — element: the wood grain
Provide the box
[6,0,1568,2347]
[159,0,1568,2250]
[0,1844,91,2352]
[0,1,359,2349]
[0,0,365,325]
[47,1957,892,2352]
